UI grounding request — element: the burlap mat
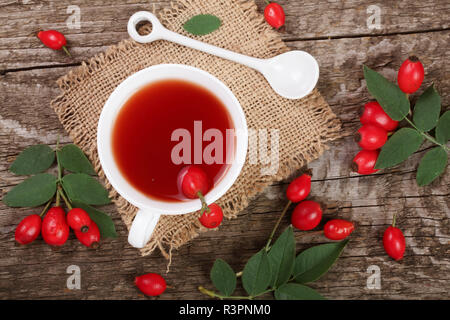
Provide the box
[51,0,342,261]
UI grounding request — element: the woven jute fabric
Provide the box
[51,0,342,260]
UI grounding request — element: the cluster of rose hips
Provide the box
[15,191,100,248]
[352,56,425,175]
[287,172,355,240]
[351,57,423,261]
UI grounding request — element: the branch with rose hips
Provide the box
[197,172,355,300]
[352,56,449,186]
[5,139,117,249]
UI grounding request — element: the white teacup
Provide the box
[97,64,248,248]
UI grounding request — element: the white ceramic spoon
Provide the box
[127,11,319,100]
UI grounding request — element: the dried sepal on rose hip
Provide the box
[352,149,380,175]
[135,273,167,297]
[67,208,92,233]
[75,221,100,248]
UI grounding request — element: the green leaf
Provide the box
[416,147,448,186]
[375,127,424,169]
[183,14,221,36]
[10,145,55,175]
[413,85,441,132]
[242,250,272,296]
[293,240,348,284]
[267,226,295,287]
[62,173,110,205]
[72,200,117,238]
[275,283,325,300]
[363,65,410,121]
[210,259,236,296]
[58,144,96,175]
[436,111,450,144]
[3,173,57,207]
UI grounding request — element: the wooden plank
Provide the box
[1,0,449,69]
[1,29,449,299]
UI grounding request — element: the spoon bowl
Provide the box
[263,51,319,99]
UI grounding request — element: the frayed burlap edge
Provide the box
[51,0,342,264]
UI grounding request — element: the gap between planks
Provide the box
[1,27,449,75]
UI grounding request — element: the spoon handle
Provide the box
[128,11,265,71]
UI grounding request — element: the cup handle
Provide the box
[128,209,161,248]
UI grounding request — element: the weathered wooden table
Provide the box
[1,0,449,300]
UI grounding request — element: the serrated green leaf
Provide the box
[436,111,450,144]
[3,173,57,207]
[58,144,96,175]
[62,173,110,205]
[267,226,295,287]
[275,283,325,300]
[375,128,424,169]
[183,14,221,36]
[10,145,55,175]
[242,250,271,296]
[416,147,448,186]
[72,200,117,238]
[293,240,348,284]
[413,85,441,132]
[210,259,236,296]
[363,65,410,121]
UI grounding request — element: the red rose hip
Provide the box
[264,2,285,29]
[383,226,406,261]
[397,56,424,94]
[286,174,311,203]
[199,203,223,229]
[352,149,380,175]
[360,101,399,132]
[324,219,354,240]
[41,206,69,246]
[135,273,167,296]
[75,221,100,248]
[177,165,210,199]
[291,200,322,231]
[37,30,70,56]
[356,124,388,150]
[15,214,42,245]
[67,208,91,233]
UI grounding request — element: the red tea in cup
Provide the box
[112,79,234,202]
